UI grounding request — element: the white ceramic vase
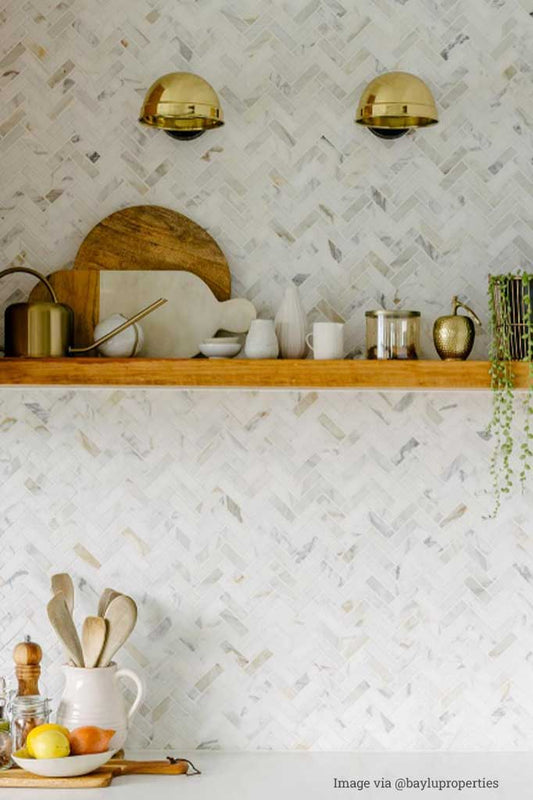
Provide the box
[56,663,144,749]
[94,314,144,358]
[274,286,307,359]
[244,319,279,359]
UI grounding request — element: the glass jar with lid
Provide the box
[366,310,420,360]
[0,677,11,770]
[9,695,50,753]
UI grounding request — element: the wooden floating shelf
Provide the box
[0,359,530,389]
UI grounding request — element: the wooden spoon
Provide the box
[97,595,137,667]
[97,588,122,618]
[82,616,107,668]
[47,591,84,667]
[51,573,74,614]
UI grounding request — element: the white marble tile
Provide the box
[0,389,531,751]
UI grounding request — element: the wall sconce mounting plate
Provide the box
[356,71,438,139]
[139,72,224,140]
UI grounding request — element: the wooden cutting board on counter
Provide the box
[73,205,231,301]
[29,269,256,357]
[0,758,191,789]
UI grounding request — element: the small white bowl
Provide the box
[12,749,117,778]
[199,341,242,359]
[202,337,240,344]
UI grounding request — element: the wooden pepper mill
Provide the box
[13,636,42,696]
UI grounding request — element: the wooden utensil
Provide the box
[81,616,107,668]
[51,573,74,614]
[73,205,231,300]
[97,588,122,618]
[98,595,137,667]
[30,270,256,357]
[0,758,192,788]
[47,591,84,667]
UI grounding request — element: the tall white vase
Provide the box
[274,286,307,359]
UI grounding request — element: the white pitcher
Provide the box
[244,319,279,359]
[56,663,143,749]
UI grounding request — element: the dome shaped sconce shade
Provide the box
[355,71,438,140]
[139,72,224,140]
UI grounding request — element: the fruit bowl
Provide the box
[12,749,117,778]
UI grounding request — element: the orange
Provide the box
[69,726,115,755]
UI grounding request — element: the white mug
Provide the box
[305,322,344,360]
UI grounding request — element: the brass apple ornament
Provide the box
[433,297,481,360]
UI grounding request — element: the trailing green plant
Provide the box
[488,272,533,514]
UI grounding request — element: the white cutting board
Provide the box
[99,271,256,357]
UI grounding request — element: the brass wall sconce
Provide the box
[355,71,438,139]
[139,72,224,140]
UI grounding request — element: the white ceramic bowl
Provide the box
[12,749,117,778]
[202,337,240,344]
[199,341,242,359]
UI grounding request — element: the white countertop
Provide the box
[1,750,530,799]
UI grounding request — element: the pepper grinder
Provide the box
[13,636,42,697]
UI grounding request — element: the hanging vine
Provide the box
[488,272,533,514]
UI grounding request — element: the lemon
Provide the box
[26,724,70,757]
[31,730,70,759]
[13,747,32,759]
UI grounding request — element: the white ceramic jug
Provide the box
[56,663,143,749]
[244,319,279,359]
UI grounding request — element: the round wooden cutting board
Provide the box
[73,205,231,301]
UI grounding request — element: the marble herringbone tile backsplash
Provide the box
[2,0,533,753]
[2,0,533,354]
[1,389,532,751]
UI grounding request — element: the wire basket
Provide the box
[490,275,533,360]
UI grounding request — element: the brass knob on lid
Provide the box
[13,636,42,696]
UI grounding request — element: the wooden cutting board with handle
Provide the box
[0,758,191,788]
[73,205,231,301]
[29,270,256,357]
[0,770,113,788]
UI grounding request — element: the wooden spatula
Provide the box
[97,587,122,618]
[47,591,84,667]
[97,595,137,667]
[81,616,107,668]
[51,573,74,614]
